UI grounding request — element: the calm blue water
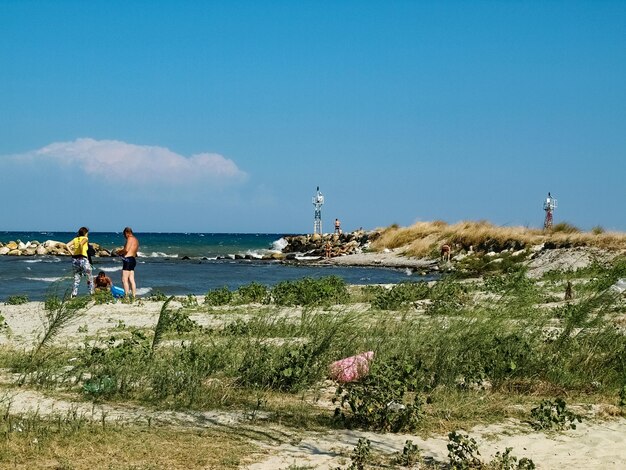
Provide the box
[0,232,430,301]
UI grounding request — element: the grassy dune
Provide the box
[371,220,626,257]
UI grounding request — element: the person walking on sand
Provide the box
[116,227,139,298]
[66,227,94,297]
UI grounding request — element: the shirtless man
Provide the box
[116,227,139,298]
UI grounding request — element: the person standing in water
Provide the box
[116,227,139,298]
[66,227,94,297]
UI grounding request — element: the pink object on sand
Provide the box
[329,351,374,383]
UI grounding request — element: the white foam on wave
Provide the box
[244,250,268,259]
[138,251,178,258]
[100,266,122,273]
[271,237,288,252]
[26,277,62,283]
[136,287,152,296]
[21,257,61,263]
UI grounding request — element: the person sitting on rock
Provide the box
[94,271,113,292]
[325,240,332,258]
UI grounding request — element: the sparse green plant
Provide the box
[4,294,29,305]
[529,398,582,431]
[335,438,371,470]
[447,431,481,469]
[180,294,199,308]
[488,447,536,470]
[148,289,168,301]
[392,439,421,467]
[592,225,605,235]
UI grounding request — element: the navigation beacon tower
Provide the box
[312,186,324,235]
[543,192,557,230]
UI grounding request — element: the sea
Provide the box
[0,231,432,301]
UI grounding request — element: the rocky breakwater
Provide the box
[0,240,112,257]
[279,230,379,260]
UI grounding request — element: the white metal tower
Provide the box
[543,192,557,230]
[312,186,324,235]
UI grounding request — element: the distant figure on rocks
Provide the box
[325,240,332,258]
[441,244,451,262]
[565,281,573,301]
[334,219,341,235]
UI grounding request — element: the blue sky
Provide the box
[1,1,625,233]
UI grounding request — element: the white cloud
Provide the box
[10,138,248,185]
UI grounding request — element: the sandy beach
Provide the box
[1,280,626,469]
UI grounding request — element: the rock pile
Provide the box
[0,240,112,257]
[280,230,379,259]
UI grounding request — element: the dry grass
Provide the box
[1,424,257,469]
[371,220,626,257]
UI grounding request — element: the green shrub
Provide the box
[93,289,114,304]
[271,276,349,307]
[370,281,429,310]
[238,343,325,392]
[5,294,29,305]
[236,282,269,304]
[334,357,423,432]
[204,287,233,306]
[529,398,582,431]
[447,431,481,469]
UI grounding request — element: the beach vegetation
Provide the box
[270,276,349,307]
[204,286,233,306]
[528,398,582,431]
[235,281,269,304]
[2,254,626,467]
[371,220,626,259]
[4,294,29,305]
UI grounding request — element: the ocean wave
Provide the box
[243,250,269,259]
[100,266,122,273]
[26,277,62,283]
[137,251,179,258]
[136,287,152,296]
[271,237,288,251]
[22,257,61,263]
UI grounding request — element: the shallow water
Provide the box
[0,232,433,300]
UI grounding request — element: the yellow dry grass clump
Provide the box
[371,220,626,258]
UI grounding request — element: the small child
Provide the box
[94,271,113,291]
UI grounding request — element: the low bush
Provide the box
[4,294,29,305]
[369,281,429,310]
[271,276,349,307]
[529,398,582,431]
[204,287,233,306]
[236,282,269,304]
[334,357,424,432]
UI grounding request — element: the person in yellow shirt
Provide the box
[66,226,94,297]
